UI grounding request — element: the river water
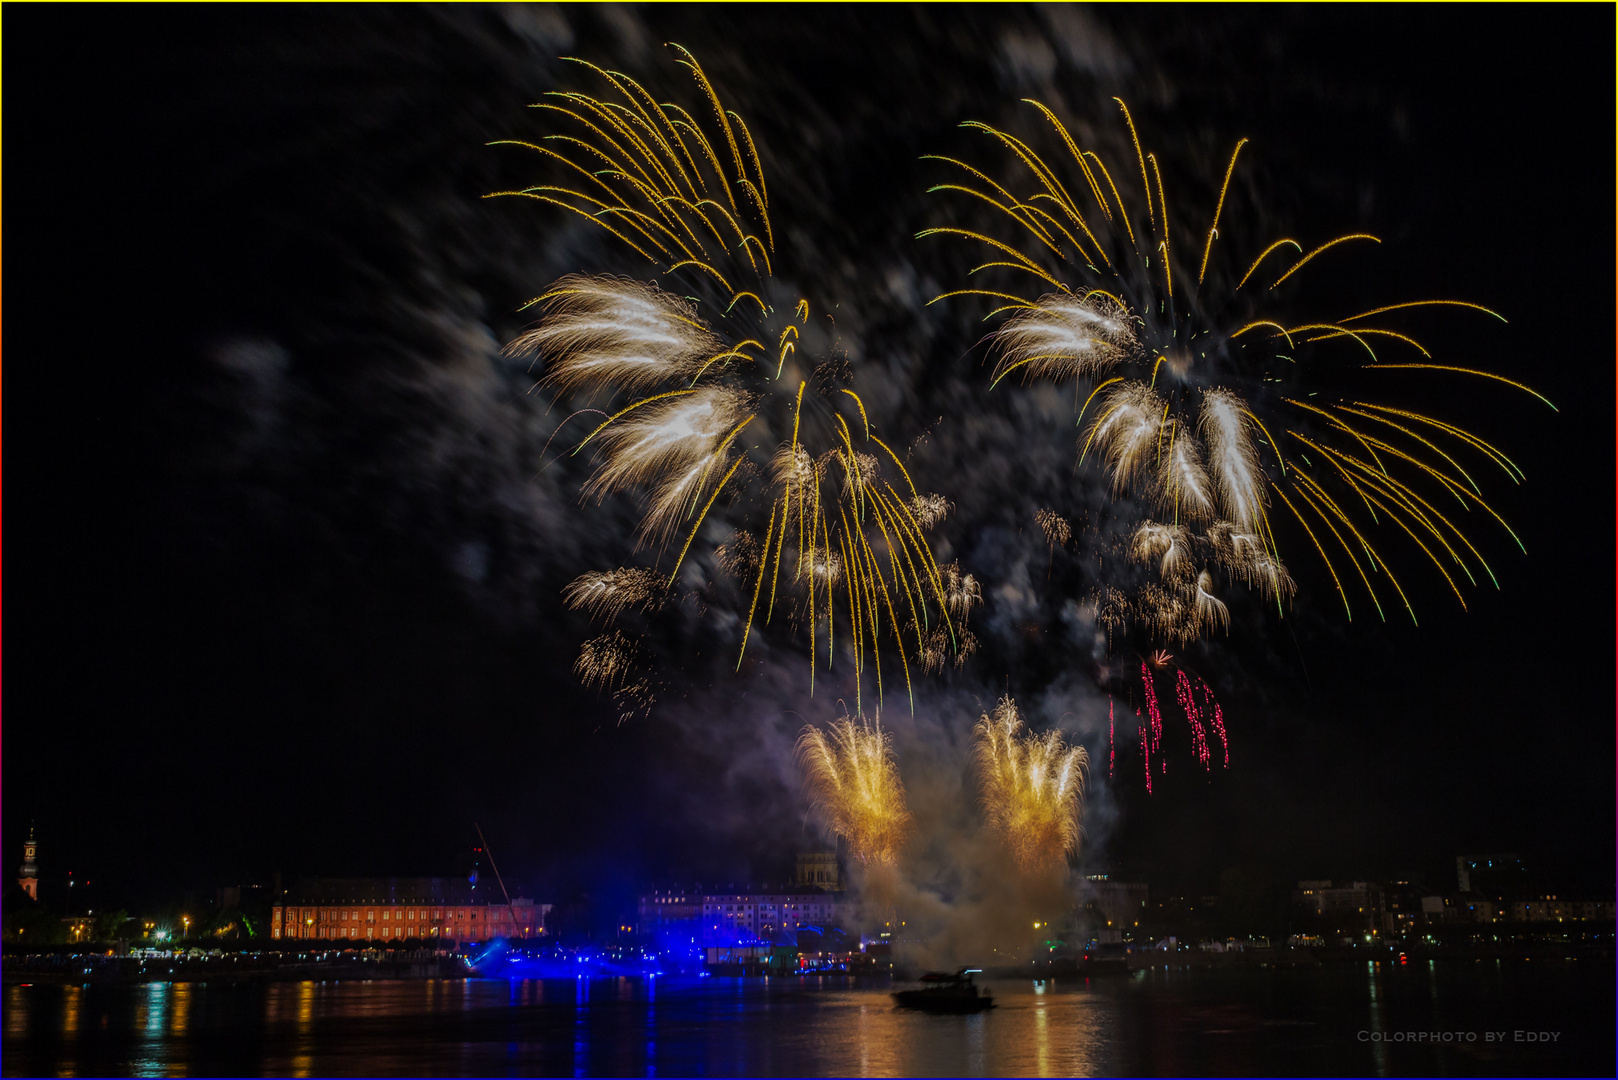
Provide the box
[4,959,1609,1077]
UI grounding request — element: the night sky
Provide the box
[6,6,1611,915]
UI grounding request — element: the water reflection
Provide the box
[170,983,191,1036]
[141,982,166,1038]
[3,963,1609,1078]
[5,987,28,1038]
[1034,980,1050,1077]
[57,984,82,1077]
[644,978,657,1079]
[61,985,81,1039]
[1367,961,1388,1077]
[290,980,316,1078]
[296,980,314,1029]
[572,974,589,1079]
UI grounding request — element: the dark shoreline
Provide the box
[3,951,468,986]
[6,942,1608,986]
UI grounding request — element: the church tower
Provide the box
[18,824,39,900]
[794,849,843,891]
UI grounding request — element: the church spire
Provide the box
[18,823,39,900]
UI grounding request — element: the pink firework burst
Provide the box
[1139,662,1164,751]
[1175,670,1212,768]
[1108,698,1116,778]
[1118,658,1231,792]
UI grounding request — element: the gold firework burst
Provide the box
[974,697,1087,870]
[495,48,969,709]
[797,714,914,867]
[925,98,1549,640]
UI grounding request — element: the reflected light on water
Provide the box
[5,987,28,1038]
[573,973,589,1078]
[290,980,316,1078]
[61,985,82,1040]
[1035,982,1050,1078]
[170,984,191,1036]
[140,981,166,1038]
[3,964,1608,1077]
[296,981,314,1029]
[1367,961,1389,1078]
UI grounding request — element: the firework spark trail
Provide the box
[1036,508,1071,548]
[909,493,952,529]
[925,95,1550,654]
[1116,656,1230,788]
[974,697,1088,870]
[919,625,978,674]
[1138,708,1152,795]
[987,292,1137,387]
[1132,522,1192,579]
[510,276,724,394]
[496,47,973,710]
[1037,507,1070,579]
[1086,382,1165,493]
[1203,682,1229,767]
[1174,669,1211,768]
[1108,697,1115,778]
[1200,388,1266,532]
[1193,570,1230,636]
[938,561,984,622]
[574,631,637,691]
[1139,662,1163,751]
[797,715,914,867]
[563,567,669,622]
[1160,433,1215,522]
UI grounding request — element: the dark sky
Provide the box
[6,5,1611,913]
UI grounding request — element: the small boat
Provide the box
[891,968,996,1013]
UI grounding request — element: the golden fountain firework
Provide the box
[925,98,1550,644]
[974,697,1087,870]
[796,715,914,867]
[494,47,970,711]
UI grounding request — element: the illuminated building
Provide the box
[1294,880,1384,935]
[270,878,550,944]
[1504,898,1617,922]
[699,888,844,941]
[637,887,704,947]
[793,850,843,890]
[639,852,848,953]
[1082,874,1149,941]
[1295,880,1379,915]
[637,884,849,954]
[1380,880,1424,935]
[17,824,38,901]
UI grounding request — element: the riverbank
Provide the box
[991,939,1615,980]
[3,950,468,985]
[7,937,1609,987]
